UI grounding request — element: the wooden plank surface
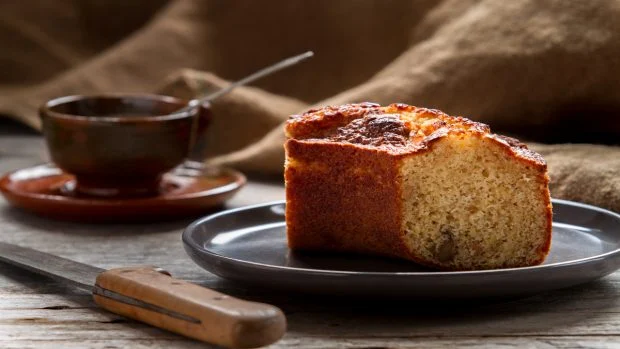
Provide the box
[1,123,620,348]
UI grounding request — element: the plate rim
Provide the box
[182,199,620,278]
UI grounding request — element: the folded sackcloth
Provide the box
[0,0,618,212]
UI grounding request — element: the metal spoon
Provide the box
[177,50,314,172]
[177,51,314,113]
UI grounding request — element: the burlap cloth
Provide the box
[0,0,618,211]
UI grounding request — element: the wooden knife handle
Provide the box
[92,266,286,348]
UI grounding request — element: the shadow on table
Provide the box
[197,277,619,338]
[0,205,199,236]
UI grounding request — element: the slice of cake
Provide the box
[284,103,552,270]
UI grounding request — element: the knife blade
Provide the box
[0,242,101,291]
[0,242,286,348]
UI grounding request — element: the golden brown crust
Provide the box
[285,139,412,259]
[485,134,547,171]
[286,103,546,170]
[538,172,554,259]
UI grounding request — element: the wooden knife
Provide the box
[0,242,286,348]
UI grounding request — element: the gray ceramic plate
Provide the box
[183,199,620,299]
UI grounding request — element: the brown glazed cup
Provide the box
[39,94,211,197]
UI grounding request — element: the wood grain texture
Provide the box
[93,266,286,348]
[1,127,620,348]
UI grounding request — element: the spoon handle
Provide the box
[178,51,314,113]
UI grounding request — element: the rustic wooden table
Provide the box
[0,121,619,349]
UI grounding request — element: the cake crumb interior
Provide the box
[400,135,549,269]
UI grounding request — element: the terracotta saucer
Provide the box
[0,164,246,222]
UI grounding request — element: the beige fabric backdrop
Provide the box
[0,0,619,211]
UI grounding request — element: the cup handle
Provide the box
[183,100,213,171]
